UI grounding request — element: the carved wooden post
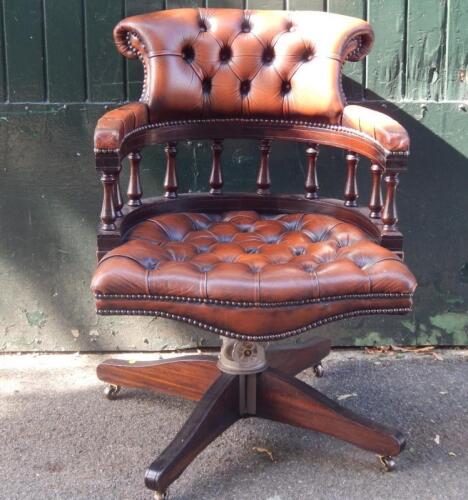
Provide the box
[382,172,399,229]
[344,152,359,207]
[257,139,271,195]
[127,151,143,206]
[369,164,383,218]
[164,142,178,198]
[113,166,124,217]
[305,143,319,199]
[209,139,223,194]
[100,170,117,231]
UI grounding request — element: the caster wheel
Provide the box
[379,455,396,472]
[153,491,168,500]
[104,384,121,400]
[313,363,324,378]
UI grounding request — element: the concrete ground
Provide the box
[1,349,467,500]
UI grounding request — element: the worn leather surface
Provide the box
[94,8,408,153]
[94,102,149,151]
[342,105,409,152]
[92,211,416,338]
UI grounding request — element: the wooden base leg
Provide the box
[145,373,240,494]
[257,368,405,457]
[97,355,219,401]
[267,337,331,375]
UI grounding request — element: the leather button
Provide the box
[240,80,251,95]
[241,19,251,33]
[292,247,305,256]
[181,45,195,62]
[198,18,208,32]
[219,45,232,63]
[142,258,159,270]
[302,47,314,61]
[262,46,275,64]
[202,77,212,94]
[197,264,213,272]
[281,81,292,94]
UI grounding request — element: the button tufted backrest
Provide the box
[114,8,373,124]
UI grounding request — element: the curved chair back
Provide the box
[114,9,373,123]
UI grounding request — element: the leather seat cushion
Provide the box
[92,211,416,339]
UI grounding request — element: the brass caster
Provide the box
[153,491,168,500]
[379,455,396,472]
[313,363,324,378]
[104,384,121,400]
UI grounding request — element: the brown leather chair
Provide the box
[91,8,417,498]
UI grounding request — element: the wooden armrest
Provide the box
[94,102,149,152]
[342,105,409,154]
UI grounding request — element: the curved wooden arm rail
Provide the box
[91,7,417,497]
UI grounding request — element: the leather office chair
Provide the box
[91,8,417,498]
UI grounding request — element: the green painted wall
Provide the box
[0,0,467,351]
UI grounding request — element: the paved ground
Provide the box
[1,349,467,500]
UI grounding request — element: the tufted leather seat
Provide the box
[94,8,409,154]
[92,211,416,339]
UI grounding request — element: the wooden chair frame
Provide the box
[95,119,406,261]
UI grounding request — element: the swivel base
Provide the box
[97,337,405,496]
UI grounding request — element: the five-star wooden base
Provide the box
[97,338,405,497]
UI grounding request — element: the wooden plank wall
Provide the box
[0,0,466,104]
[0,1,467,350]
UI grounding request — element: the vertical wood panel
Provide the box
[406,0,447,101]
[328,0,365,17]
[247,0,283,9]
[85,0,126,103]
[44,0,86,102]
[125,0,164,101]
[3,0,45,102]
[0,0,6,101]
[288,0,324,11]
[207,0,244,7]
[366,0,406,101]
[167,0,204,7]
[446,0,468,100]
[328,0,366,100]
[0,1,465,104]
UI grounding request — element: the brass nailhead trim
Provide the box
[125,31,148,102]
[94,118,410,156]
[95,291,413,308]
[96,307,412,342]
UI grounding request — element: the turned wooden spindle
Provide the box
[127,151,143,207]
[305,143,319,199]
[209,140,224,194]
[369,164,383,218]
[257,139,271,195]
[113,166,124,217]
[100,171,117,231]
[382,172,399,229]
[344,152,359,207]
[164,142,178,198]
